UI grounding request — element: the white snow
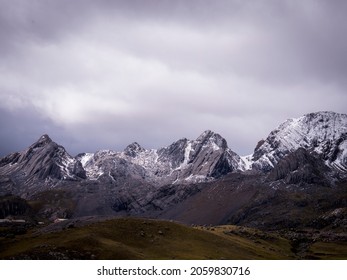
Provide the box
[80,153,94,167]
[240,155,253,171]
[56,153,78,179]
[182,142,193,167]
[212,142,221,151]
[184,174,208,183]
[126,149,160,171]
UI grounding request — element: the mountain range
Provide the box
[0,111,346,259]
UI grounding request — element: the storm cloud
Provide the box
[1,0,347,157]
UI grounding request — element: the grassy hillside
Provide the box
[1,217,345,259]
[0,217,294,259]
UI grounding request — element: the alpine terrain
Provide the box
[0,111,346,260]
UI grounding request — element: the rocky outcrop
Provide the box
[267,148,331,185]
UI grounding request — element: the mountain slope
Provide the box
[249,111,347,173]
[266,147,332,185]
[0,135,86,197]
[158,165,347,232]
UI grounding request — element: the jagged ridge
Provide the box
[76,130,242,185]
[0,111,346,200]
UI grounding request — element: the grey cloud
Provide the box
[0,0,346,157]
[2,0,347,84]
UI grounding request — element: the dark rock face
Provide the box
[254,139,265,152]
[157,138,188,169]
[124,142,145,158]
[267,148,331,185]
[0,152,21,167]
[210,152,234,178]
[72,161,86,179]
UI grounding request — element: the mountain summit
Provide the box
[248,111,347,173]
[0,135,86,196]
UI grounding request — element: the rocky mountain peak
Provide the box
[251,111,347,173]
[196,130,228,150]
[124,142,145,157]
[31,134,53,149]
[0,135,86,197]
[197,130,214,139]
[39,134,52,142]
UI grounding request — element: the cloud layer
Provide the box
[1,0,347,156]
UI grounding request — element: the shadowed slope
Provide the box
[0,217,294,260]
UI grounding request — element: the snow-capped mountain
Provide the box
[1,112,346,222]
[248,111,347,173]
[2,111,346,190]
[77,130,242,184]
[1,111,346,201]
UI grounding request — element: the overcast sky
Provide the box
[1,0,347,157]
